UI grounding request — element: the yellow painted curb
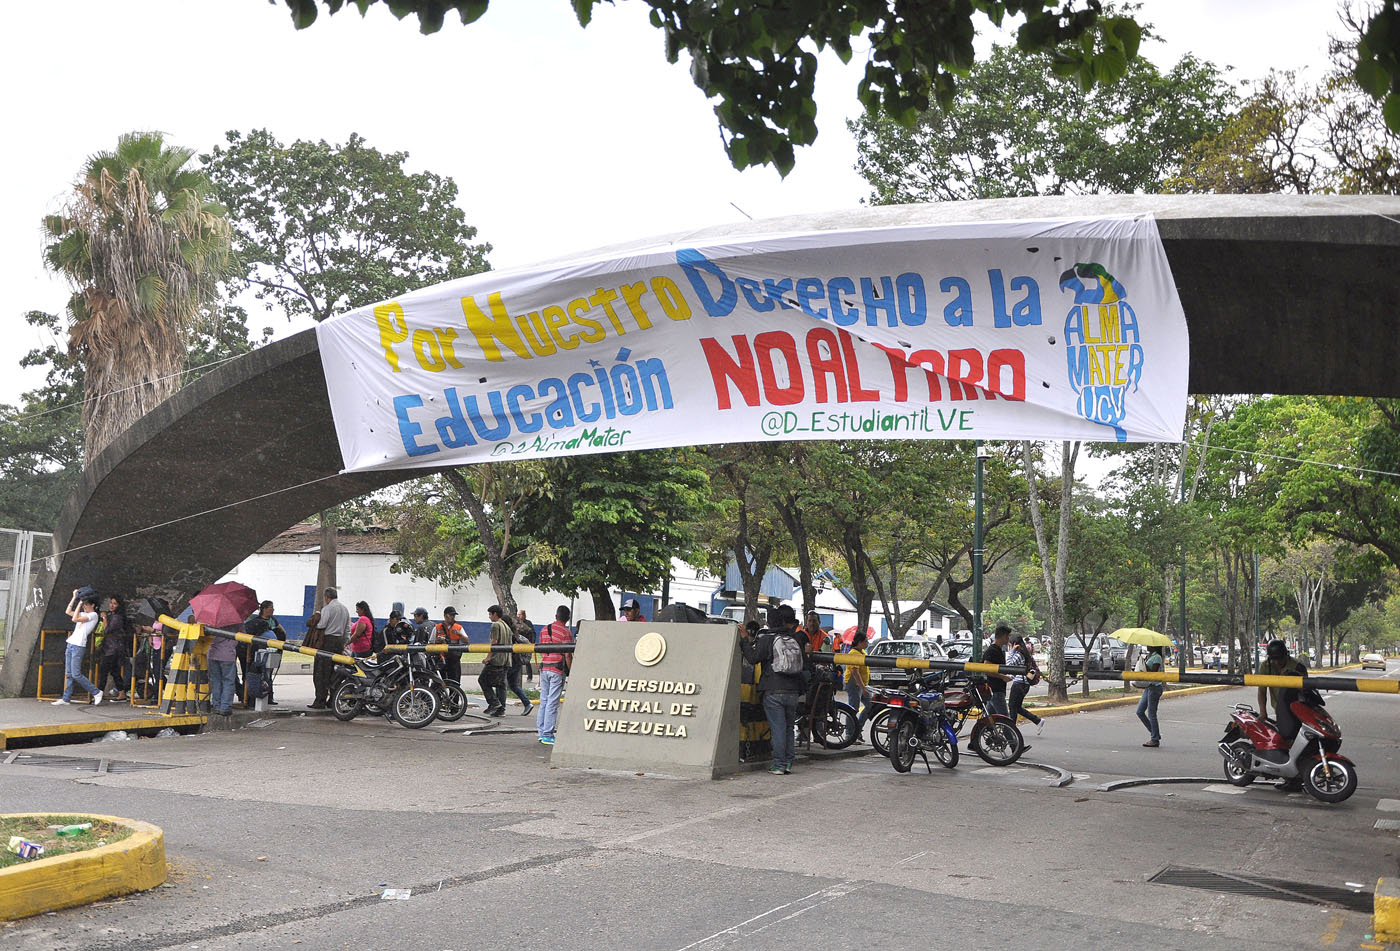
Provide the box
[0,813,165,921]
[1031,683,1240,717]
[0,715,205,751]
[1376,878,1400,945]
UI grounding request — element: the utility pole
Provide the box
[972,442,987,663]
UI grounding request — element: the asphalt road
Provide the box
[1,664,1396,951]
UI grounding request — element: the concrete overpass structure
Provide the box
[4,193,1399,696]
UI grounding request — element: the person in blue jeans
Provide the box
[536,605,574,744]
[54,589,104,706]
[1135,645,1166,747]
[740,605,807,774]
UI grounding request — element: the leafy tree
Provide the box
[0,312,84,530]
[43,132,233,463]
[984,595,1042,636]
[1168,12,1400,196]
[851,40,1234,202]
[202,128,492,324]
[1022,440,1078,702]
[699,444,791,625]
[270,0,1150,174]
[516,451,713,620]
[203,128,492,599]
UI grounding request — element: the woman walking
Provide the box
[1008,634,1044,735]
[1136,645,1166,747]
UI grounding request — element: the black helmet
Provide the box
[1265,639,1289,660]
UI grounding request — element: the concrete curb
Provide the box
[0,715,204,751]
[1376,877,1400,945]
[1030,683,1240,717]
[0,813,165,921]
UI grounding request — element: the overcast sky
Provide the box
[0,0,1348,406]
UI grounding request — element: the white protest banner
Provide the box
[316,216,1187,473]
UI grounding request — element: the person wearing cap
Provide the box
[409,608,432,644]
[434,608,467,686]
[620,598,646,622]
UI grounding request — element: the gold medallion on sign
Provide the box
[634,631,667,667]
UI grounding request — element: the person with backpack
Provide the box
[536,605,574,745]
[740,604,807,775]
[1007,634,1044,735]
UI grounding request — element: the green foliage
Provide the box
[270,0,1156,176]
[517,449,713,600]
[202,129,492,322]
[1354,0,1400,133]
[851,39,1234,203]
[984,595,1042,636]
[0,312,84,531]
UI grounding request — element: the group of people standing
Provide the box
[52,589,174,706]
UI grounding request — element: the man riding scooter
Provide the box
[1257,639,1308,789]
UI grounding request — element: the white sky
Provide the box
[0,0,1349,406]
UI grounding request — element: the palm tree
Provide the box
[44,131,232,464]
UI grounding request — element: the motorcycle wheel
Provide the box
[435,682,468,723]
[889,717,917,773]
[1302,757,1357,803]
[930,721,959,768]
[869,709,895,757]
[330,681,362,721]
[971,716,1025,766]
[391,685,440,729]
[1221,743,1255,786]
[814,703,856,750]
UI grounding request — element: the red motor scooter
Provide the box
[1217,699,1358,803]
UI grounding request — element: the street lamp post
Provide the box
[972,441,988,663]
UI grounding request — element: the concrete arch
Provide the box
[4,193,1399,695]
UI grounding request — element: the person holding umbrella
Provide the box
[1113,628,1174,749]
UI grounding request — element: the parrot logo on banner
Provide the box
[1060,262,1144,442]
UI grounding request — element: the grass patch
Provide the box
[1027,683,1204,708]
[0,815,131,869]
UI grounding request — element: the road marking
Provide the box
[1377,798,1400,812]
[615,773,861,846]
[672,850,928,950]
[1202,784,1248,795]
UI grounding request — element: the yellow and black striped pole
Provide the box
[815,652,1400,695]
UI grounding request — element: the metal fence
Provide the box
[0,528,53,655]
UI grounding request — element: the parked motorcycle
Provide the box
[870,671,1025,766]
[1218,700,1358,803]
[884,679,960,773]
[331,653,440,729]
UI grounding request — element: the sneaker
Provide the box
[521,703,533,716]
[92,691,104,706]
[1143,740,1159,748]
[781,766,793,775]
[1036,722,1044,736]
[51,698,71,705]
[539,736,555,745]
[767,765,785,775]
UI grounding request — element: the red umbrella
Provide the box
[839,625,876,646]
[190,581,259,628]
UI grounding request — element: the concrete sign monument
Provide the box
[551,622,743,779]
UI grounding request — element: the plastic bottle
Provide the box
[55,823,92,837]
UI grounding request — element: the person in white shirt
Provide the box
[55,589,104,705]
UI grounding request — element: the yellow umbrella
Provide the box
[1109,627,1173,647]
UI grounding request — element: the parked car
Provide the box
[942,638,976,661]
[1362,652,1387,671]
[866,636,948,687]
[1062,635,1112,672]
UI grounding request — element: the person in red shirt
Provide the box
[433,607,466,685]
[620,598,645,622]
[536,605,574,745]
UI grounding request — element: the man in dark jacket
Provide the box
[739,605,807,774]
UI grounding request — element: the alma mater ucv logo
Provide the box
[1060,263,1145,442]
